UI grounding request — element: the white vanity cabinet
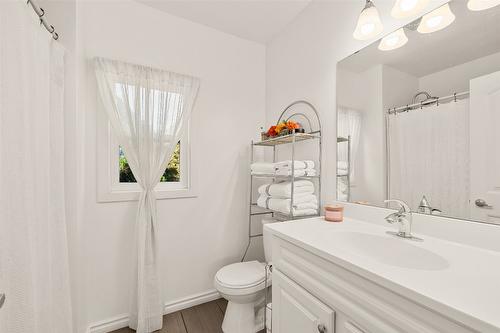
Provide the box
[272,268,370,333]
[272,269,334,333]
[270,233,481,333]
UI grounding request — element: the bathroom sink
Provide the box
[266,217,500,331]
[329,231,449,270]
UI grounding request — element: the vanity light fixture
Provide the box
[417,3,455,34]
[378,28,408,51]
[467,0,500,11]
[353,0,384,40]
[391,0,430,19]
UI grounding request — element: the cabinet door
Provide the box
[272,269,334,333]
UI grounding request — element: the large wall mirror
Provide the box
[336,0,500,224]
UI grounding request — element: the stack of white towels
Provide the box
[337,161,349,176]
[257,180,318,216]
[251,160,316,177]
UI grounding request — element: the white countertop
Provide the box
[266,217,500,333]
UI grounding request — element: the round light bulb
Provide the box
[401,0,418,11]
[361,23,375,35]
[378,28,408,51]
[417,3,455,34]
[426,16,443,28]
[467,0,500,11]
[386,36,399,46]
[391,0,430,19]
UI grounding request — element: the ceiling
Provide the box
[136,0,312,43]
[338,1,500,77]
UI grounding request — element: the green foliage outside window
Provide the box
[119,142,181,183]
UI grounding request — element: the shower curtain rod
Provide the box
[27,0,59,40]
[388,91,469,115]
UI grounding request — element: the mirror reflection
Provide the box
[336,0,500,224]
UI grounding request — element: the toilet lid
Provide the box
[215,261,266,288]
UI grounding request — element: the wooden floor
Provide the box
[111,299,265,333]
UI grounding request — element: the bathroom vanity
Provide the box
[265,2,500,332]
[266,215,500,333]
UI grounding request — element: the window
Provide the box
[97,113,195,202]
[119,142,181,183]
[95,58,198,202]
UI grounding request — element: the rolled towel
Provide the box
[275,160,315,171]
[257,196,318,215]
[275,168,316,177]
[251,162,276,175]
[258,180,314,198]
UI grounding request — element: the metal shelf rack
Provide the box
[337,135,351,201]
[241,101,322,261]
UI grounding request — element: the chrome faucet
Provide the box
[384,199,413,239]
[417,195,442,215]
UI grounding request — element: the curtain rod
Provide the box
[26,0,59,40]
[387,91,469,115]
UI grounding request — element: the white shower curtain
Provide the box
[388,99,470,218]
[94,58,199,332]
[0,2,73,333]
[337,107,361,178]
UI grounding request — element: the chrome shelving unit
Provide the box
[337,135,351,201]
[241,101,322,261]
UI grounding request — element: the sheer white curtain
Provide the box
[389,99,470,218]
[337,107,361,200]
[0,2,73,333]
[94,58,199,333]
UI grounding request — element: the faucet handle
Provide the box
[384,199,411,213]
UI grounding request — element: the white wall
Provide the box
[74,0,265,330]
[358,65,384,205]
[419,50,500,96]
[266,0,448,206]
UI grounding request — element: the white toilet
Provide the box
[214,218,276,333]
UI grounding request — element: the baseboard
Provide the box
[163,289,220,314]
[87,314,129,333]
[87,289,221,333]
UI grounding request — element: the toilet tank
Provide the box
[261,218,278,262]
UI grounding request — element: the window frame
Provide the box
[97,111,196,202]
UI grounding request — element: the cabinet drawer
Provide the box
[272,269,335,333]
[336,313,370,333]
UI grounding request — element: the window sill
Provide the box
[97,187,197,203]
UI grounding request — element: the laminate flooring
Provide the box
[110,299,265,333]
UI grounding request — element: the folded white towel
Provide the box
[251,162,276,175]
[258,180,314,198]
[257,196,318,210]
[337,170,348,176]
[257,196,318,215]
[275,168,316,177]
[337,193,348,202]
[275,160,315,170]
[337,161,348,170]
[292,208,318,216]
[258,193,317,205]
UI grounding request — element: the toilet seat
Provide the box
[215,261,271,296]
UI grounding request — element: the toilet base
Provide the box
[222,301,265,333]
